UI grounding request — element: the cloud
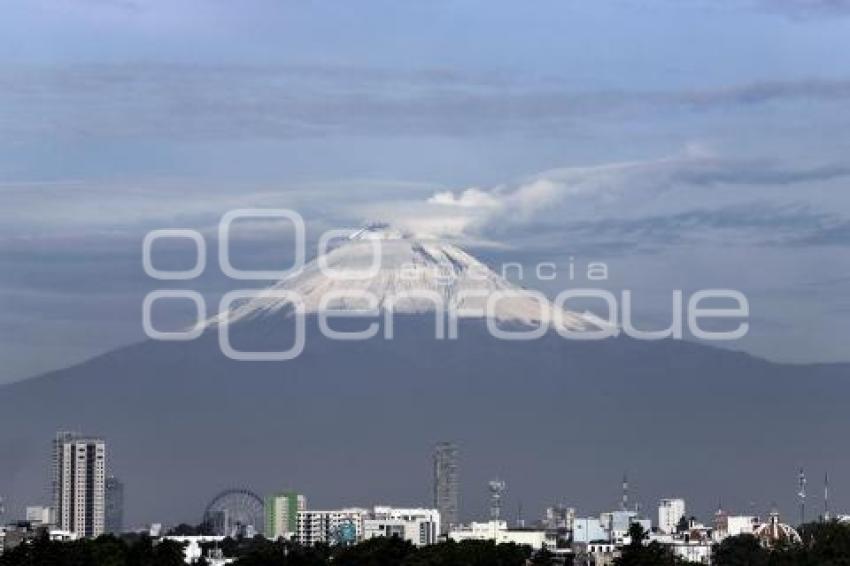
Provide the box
[427,188,501,208]
[558,204,842,248]
[786,219,850,246]
[4,148,848,257]
[755,0,850,18]
[681,79,850,106]
[2,64,850,143]
[408,150,850,252]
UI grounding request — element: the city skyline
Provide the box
[4,431,838,534]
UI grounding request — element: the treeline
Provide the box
[4,521,850,566]
[616,521,850,566]
[712,520,850,566]
[0,534,548,566]
[0,534,187,566]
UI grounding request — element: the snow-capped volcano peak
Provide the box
[211,225,592,331]
[348,222,409,241]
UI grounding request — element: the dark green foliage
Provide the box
[713,521,850,566]
[528,546,559,565]
[333,536,416,566]
[233,537,329,566]
[402,539,531,566]
[0,535,537,566]
[0,534,185,566]
[713,534,770,566]
[615,523,685,566]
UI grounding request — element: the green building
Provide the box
[265,491,307,540]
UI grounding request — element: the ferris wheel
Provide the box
[202,488,264,537]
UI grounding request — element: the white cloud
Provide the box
[406,149,850,250]
[427,187,501,209]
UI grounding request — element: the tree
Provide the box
[615,523,683,566]
[151,539,188,566]
[166,523,203,536]
[529,547,558,565]
[712,534,769,566]
[333,536,416,566]
[403,539,530,566]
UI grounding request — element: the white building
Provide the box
[297,508,368,546]
[25,506,53,526]
[658,498,686,534]
[752,510,801,548]
[363,507,440,547]
[448,520,548,550]
[668,541,712,564]
[543,505,575,531]
[601,510,650,542]
[713,512,758,542]
[49,530,80,542]
[649,532,713,565]
[53,432,106,538]
[572,517,608,543]
[164,535,232,565]
[573,541,618,566]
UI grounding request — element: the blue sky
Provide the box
[1,0,850,382]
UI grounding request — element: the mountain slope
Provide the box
[0,230,848,529]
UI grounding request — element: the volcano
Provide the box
[0,227,848,527]
[208,223,592,332]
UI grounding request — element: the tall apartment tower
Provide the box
[105,476,125,534]
[433,442,459,534]
[53,432,106,537]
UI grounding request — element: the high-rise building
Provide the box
[488,479,506,520]
[265,491,306,540]
[658,498,686,534]
[433,441,459,534]
[105,476,124,534]
[52,431,106,537]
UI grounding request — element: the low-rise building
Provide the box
[572,517,608,543]
[49,530,79,542]
[713,510,758,542]
[297,508,368,546]
[572,541,618,566]
[448,520,548,550]
[164,535,231,565]
[601,510,650,543]
[668,540,712,564]
[0,521,64,554]
[752,510,801,548]
[25,506,53,526]
[363,507,440,547]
